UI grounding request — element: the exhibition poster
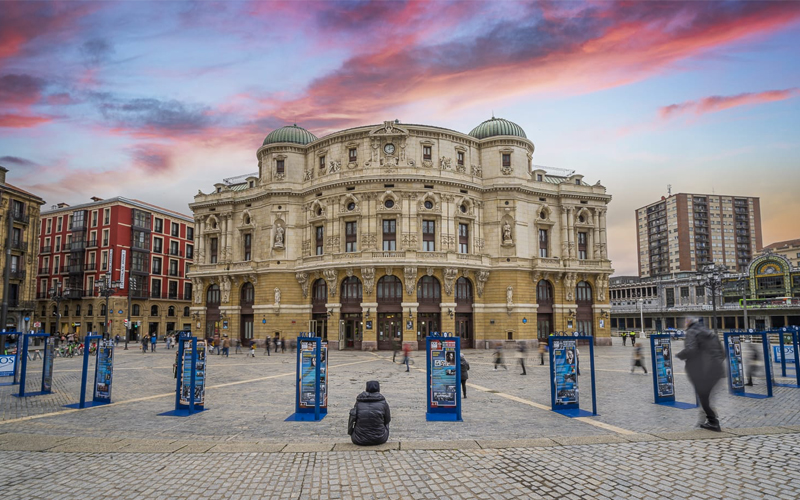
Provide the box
[553,339,578,406]
[429,338,458,407]
[94,341,114,401]
[728,335,744,390]
[654,338,674,398]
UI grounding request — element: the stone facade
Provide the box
[189,119,613,349]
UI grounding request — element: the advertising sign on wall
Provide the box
[429,338,458,407]
[654,337,674,398]
[94,342,114,402]
[552,339,578,407]
[727,335,745,390]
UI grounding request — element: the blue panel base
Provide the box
[656,401,697,409]
[733,393,771,399]
[774,383,800,388]
[13,391,51,398]
[158,407,207,417]
[553,408,596,418]
[426,412,461,422]
[64,400,111,409]
[285,412,326,422]
[0,381,18,387]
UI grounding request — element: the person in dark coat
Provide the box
[350,381,391,446]
[676,317,725,432]
[460,353,470,398]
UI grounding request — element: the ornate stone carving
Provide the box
[326,236,340,251]
[476,271,490,298]
[302,240,311,257]
[273,223,285,249]
[456,162,466,174]
[323,269,337,297]
[296,272,309,298]
[274,287,281,305]
[221,275,231,303]
[422,160,433,168]
[502,220,514,246]
[426,267,434,277]
[471,164,482,177]
[346,268,354,278]
[347,161,358,169]
[362,267,375,295]
[192,278,204,304]
[596,274,608,302]
[402,232,417,248]
[564,272,577,301]
[328,160,341,174]
[462,268,470,279]
[441,235,455,250]
[439,156,452,170]
[304,170,313,181]
[274,172,285,181]
[501,164,513,175]
[506,286,513,307]
[475,238,484,252]
[247,274,258,284]
[385,267,393,276]
[403,267,417,295]
[443,268,458,296]
[362,232,377,247]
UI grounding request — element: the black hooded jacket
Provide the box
[351,381,391,446]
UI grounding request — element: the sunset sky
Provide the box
[1,1,799,276]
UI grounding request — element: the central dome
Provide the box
[262,125,318,146]
[469,117,527,140]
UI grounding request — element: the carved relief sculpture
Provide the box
[476,271,490,298]
[506,286,513,306]
[328,160,341,174]
[443,268,458,296]
[502,220,513,245]
[221,275,231,303]
[273,223,285,249]
[192,278,204,304]
[403,267,417,295]
[323,268,338,297]
[274,287,281,306]
[296,272,309,298]
[564,272,576,301]
[439,156,452,170]
[471,164,482,177]
[362,267,375,295]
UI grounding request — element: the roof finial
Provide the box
[492,110,495,119]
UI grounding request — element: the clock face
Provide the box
[384,143,395,155]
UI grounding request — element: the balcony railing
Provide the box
[9,269,26,279]
[11,211,29,224]
[370,251,406,259]
[168,249,183,257]
[85,263,97,271]
[153,247,163,254]
[132,241,150,251]
[152,268,162,276]
[38,267,49,275]
[85,239,98,248]
[168,269,180,277]
[10,240,27,251]
[40,245,52,254]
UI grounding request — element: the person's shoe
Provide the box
[700,421,722,432]
[463,395,467,399]
[745,380,753,386]
[493,367,497,371]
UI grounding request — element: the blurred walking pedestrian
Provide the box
[402,343,411,372]
[676,317,725,432]
[631,344,647,374]
[460,353,470,398]
[517,342,527,375]
[493,345,507,370]
[621,331,628,346]
[538,341,546,365]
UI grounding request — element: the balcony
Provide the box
[85,263,97,271]
[10,240,27,252]
[70,240,86,251]
[9,269,26,279]
[168,269,180,277]
[68,265,83,274]
[151,290,164,299]
[71,221,86,231]
[40,246,51,254]
[61,265,70,274]
[152,268,162,276]
[11,211,29,224]
[419,251,447,260]
[38,267,49,275]
[132,241,150,251]
[85,239,98,248]
[153,247,163,254]
[64,289,84,299]
[168,249,183,257]
[457,253,482,263]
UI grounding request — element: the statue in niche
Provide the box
[502,221,513,245]
[274,287,281,306]
[506,286,513,306]
[274,224,285,249]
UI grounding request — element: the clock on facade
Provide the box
[384,143,395,155]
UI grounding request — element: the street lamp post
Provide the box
[95,277,121,340]
[125,277,136,350]
[737,277,750,331]
[638,298,644,337]
[701,263,728,335]
[48,283,69,341]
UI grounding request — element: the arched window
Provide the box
[100,304,107,316]
[183,306,190,317]
[168,306,175,317]
[151,305,159,316]
[417,276,441,302]
[87,304,94,316]
[377,276,402,302]
[206,284,220,305]
[341,277,362,302]
[75,304,81,316]
[455,277,472,302]
[132,304,140,316]
[313,279,327,302]
[576,281,593,302]
[241,282,255,306]
[537,280,553,302]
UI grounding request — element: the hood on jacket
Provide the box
[365,380,380,393]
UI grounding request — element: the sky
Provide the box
[1,0,799,277]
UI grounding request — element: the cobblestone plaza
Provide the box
[2,342,800,499]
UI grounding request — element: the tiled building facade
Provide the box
[189,118,614,350]
[35,197,195,340]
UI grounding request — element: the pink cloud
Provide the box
[660,89,800,119]
[0,113,53,128]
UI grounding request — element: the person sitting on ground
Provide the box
[349,380,391,446]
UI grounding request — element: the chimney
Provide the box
[91,196,103,202]
[0,166,7,184]
[57,202,70,208]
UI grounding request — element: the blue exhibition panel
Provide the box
[548,336,597,417]
[774,326,799,387]
[65,334,115,409]
[426,336,462,422]
[724,331,773,399]
[0,332,22,387]
[15,333,53,398]
[160,331,207,417]
[649,334,695,409]
[286,335,327,422]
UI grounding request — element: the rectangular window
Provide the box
[423,146,432,160]
[46,218,52,234]
[457,151,464,166]
[458,223,469,253]
[666,288,675,308]
[55,236,61,253]
[171,222,179,237]
[102,229,109,247]
[319,155,326,170]
[186,244,194,259]
[154,218,163,233]
[101,251,108,271]
[276,159,284,175]
[539,229,548,258]
[537,174,543,182]
[681,287,690,298]
[382,219,396,251]
[244,233,252,261]
[422,220,435,251]
[345,221,357,252]
[170,241,178,256]
[132,252,146,273]
[104,208,110,225]
[68,215,73,230]
[502,153,511,167]
[578,232,587,260]
[315,226,324,255]
[91,211,98,227]
[56,216,63,232]
[152,257,162,275]
[153,237,163,253]
[169,259,178,276]
[184,282,192,302]
[187,227,194,241]
[151,279,161,298]
[210,238,218,264]
[349,148,357,162]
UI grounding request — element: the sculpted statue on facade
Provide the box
[403,267,417,296]
[506,286,513,306]
[220,276,231,303]
[439,156,451,170]
[443,268,458,296]
[476,271,490,298]
[274,223,285,249]
[274,287,281,305]
[323,268,337,297]
[362,267,375,295]
[192,278,203,304]
[328,160,341,174]
[502,221,513,245]
[296,272,309,298]
[564,272,576,302]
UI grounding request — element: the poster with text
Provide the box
[654,338,674,397]
[553,339,578,406]
[94,342,114,401]
[194,341,206,406]
[429,339,457,407]
[320,342,328,408]
[0,354,15,377]
[728,336,744,389]
[42,341,54,392]
[299,340,319,407]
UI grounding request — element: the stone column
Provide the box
[401,301,419,349]
[593,211,601,260]
[361,301,378,351]
[599,209,608,259]
[561,206,569,258]
[567,207,575,258]
[196,218,204,264]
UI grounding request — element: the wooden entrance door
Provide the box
[455,314,473,348]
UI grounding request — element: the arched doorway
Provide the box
[455,277,474,348]
[537,280,554,340]
[417,276,441,349]
[311,279,328,340]
[340,276,363,349]
[377,275,403,350]
[576,281,593,335]
[240,282,255,347]
[205,284,221,341]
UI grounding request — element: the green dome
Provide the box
[468,117,527,140]
[262,125,318,146]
